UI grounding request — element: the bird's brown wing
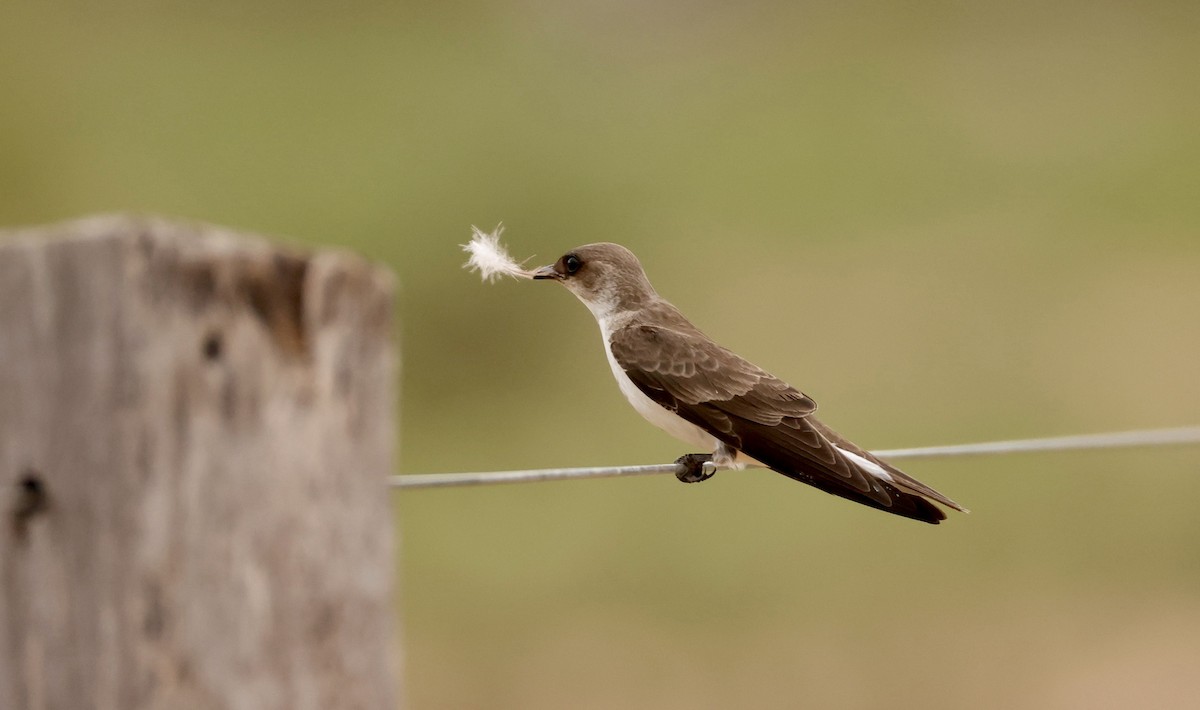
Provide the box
[609,323,947,522]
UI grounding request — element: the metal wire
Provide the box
[389,426,1200,490]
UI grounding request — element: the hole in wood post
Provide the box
[202,332,223,361]
[11,469,48,540]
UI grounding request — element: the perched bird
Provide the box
[532,243,965,524]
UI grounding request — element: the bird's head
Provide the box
[533,242,657,319]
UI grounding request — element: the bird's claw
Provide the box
[674,453,717,483]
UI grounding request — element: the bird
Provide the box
[531,242,965,524]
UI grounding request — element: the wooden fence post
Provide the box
[0,215,400,710]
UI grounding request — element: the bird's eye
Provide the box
[563,254,582,274]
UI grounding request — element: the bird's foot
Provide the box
[674,453,718,483]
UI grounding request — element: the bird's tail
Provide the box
[787,471,951,524]
[806,419,968,520]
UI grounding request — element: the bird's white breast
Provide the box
[597,316,720,453]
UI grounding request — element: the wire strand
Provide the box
[389,426,1200,490]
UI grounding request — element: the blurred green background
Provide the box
[3,1,1199,708]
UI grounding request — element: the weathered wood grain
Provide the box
[0,215,399,710]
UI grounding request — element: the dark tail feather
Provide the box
[777,469,947,524]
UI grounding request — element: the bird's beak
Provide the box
[531,264,560,280]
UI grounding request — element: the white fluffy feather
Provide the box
[462,225,534,282]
